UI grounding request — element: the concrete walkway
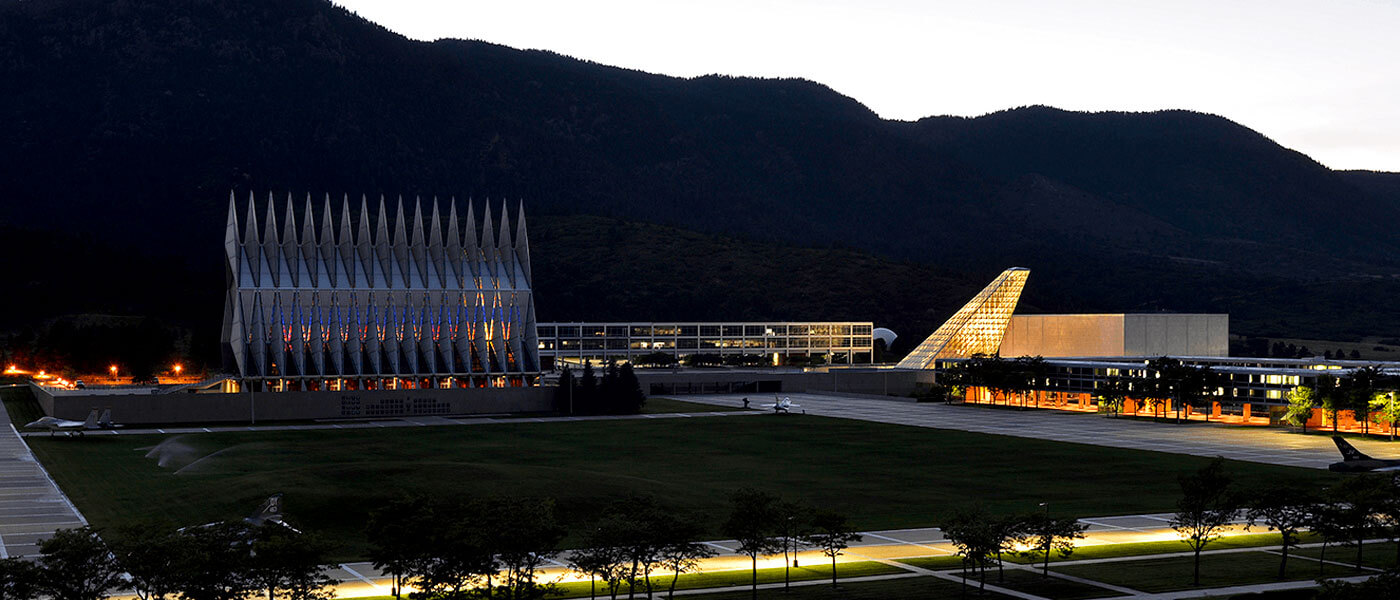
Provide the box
[0,402,87,558]
[684,393,1372,469]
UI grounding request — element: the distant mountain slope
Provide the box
[0,0,1398,352]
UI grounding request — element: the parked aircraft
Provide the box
[763,396,801,414]
[1329,436,1400,472]
[182,494,300,534]
[25,409,100,436]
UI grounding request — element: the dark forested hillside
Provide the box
[1,0,1399,363]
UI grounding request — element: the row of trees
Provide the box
[1282,368,1400,438]
[1,490,866,600]
[938,355,1224,423]
[942,459,1400,594]
[940,507,1087,592]
[0,522,335,600]
[554,361,647,415]
[367,491,864,600]
[1170,459,1400,586]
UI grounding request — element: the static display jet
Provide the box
[762,396,801,414]
[25,408,123,436]
[1329,436,1400,472]
[182,494,300,534]
[26,409,100,436]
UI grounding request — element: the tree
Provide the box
[1371,389,1400,441]
[1308,503,1350,577]
[1094,377,1128,418]
[1282,386,1316,433]
[988,514,1025,583]
[490,498,566,600]
[367,496,434,600]
[774,501,809,589]
[36,527,126,600]
[1010,355,1047,408]
[1345,366,1383,435]
[1244,485,1317,579]
[802,511,862,588]
[1327,474,1389,571]
[248,525,338,600]
[173,522,259,600]
[580,362,599,414]
[570,521,631,600]
[722,489,782,600]
[1318,374,1345,432]
[617,363,647,415]
[941,509,998,593]
[109,523,187,600]
[554,366,575,415]
[407,501,498,600]
[1170,458,1238,586]
[0,557,43,600]
[1018,512,1087,577]
[653,514,715,599]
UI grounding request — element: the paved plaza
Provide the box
[686,393,1374,470]
[0,399,87,558]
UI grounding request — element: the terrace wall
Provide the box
[31,385,552,424]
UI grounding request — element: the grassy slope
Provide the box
[0,384,44,425]
[27,414,1338,560]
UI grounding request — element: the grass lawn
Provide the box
[1,384,44,425]
[664,575,1010,600]
[641,397,745,414]
[964,568,1117,600]
[26,413,1338,560]
[1295,541,1397,571]
[551,560,904,598]
[1051,550,1355,593]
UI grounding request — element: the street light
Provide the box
[173,364,183,376]
[109,365,118,380]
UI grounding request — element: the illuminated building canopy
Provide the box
[220,192,539,382]
[895,267,1029,370]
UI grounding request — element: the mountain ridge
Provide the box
[2,0,1399,360]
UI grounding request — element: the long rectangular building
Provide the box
[536,322,875,369]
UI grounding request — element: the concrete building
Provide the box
[999,314,1228,358]
[536,322,875,369]
[221,193,540,391]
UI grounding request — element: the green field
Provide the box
[1051,550,1354,593]
[26,413,1338,559]
[687,576,1007,600]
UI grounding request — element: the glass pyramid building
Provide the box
[895,268,1029,370]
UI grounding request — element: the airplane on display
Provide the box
[182,494,300,534]
[763,396,801,414]
[25,408,125,436]
[1329,436,1400,472]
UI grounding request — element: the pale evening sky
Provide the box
[332,0,1400,172]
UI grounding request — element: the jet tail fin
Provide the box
[249,494,284,525]
[1333,436,1373,462]
[98,409,112,427]
[82,409,99,429]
